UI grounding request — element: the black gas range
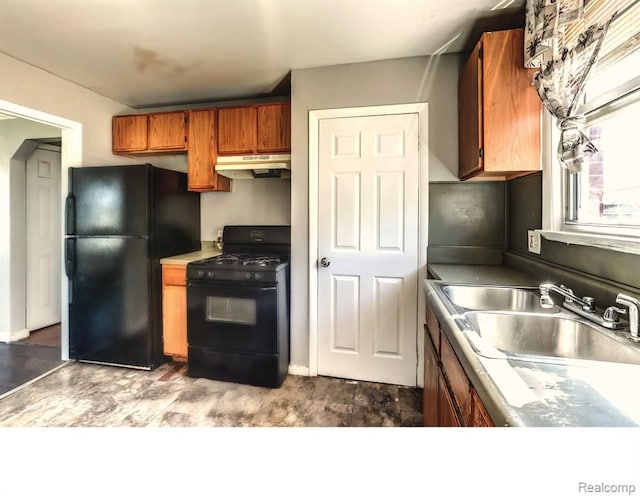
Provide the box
[187,253,288,283]
[186,225,290,388]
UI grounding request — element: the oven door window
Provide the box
[206,296,257,325]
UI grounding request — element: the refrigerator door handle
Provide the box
[65,238,76,278]
[65,193,75,235]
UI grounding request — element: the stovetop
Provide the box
[188,226,290,283]
[190,252,287,269]
[187,252,289,282]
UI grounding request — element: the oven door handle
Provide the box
[187,280,277,291]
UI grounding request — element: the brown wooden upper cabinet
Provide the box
[217,106,257,155]
[112,115,148,153]
[112,111,187,154]
[217,101,291,155]
[458,28,541,181]
[187,108,231,192]
[257,102,291,153]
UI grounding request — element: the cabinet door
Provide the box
[148,111,187,151]
[441,333,472,425]
[472,389,495,427]
[482,29,540,174]
[162,266,188,359]
[423,328,439,426]
[218,106,257,155]
[257,102,291,153]
[112,115,148,153]
[426,302,440,354]
[187,109,231,192]
[438,372,462,427]
[458,40,483,179]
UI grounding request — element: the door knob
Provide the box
[319,257,331,268]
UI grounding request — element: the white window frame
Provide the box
[539,59,640,256]
[540,129,640,255]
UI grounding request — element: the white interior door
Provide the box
[26,147,61,331]
[317,113,420,386]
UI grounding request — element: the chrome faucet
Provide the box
[615,293,640,341]
[539,283,596,312]
[539,283,623,330]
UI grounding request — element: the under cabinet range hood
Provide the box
[216,154,291,179]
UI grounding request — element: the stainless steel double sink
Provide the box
[431,282,640,367]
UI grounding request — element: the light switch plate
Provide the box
[528,230,541,254]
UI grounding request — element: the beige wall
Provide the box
[200,179,291,241]
[290,54,461,367]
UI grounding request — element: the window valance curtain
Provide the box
[525,0,617,173]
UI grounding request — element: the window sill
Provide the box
[537,230,640,256]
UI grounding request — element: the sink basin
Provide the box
[441,284,559,313]
[463,312,640,366]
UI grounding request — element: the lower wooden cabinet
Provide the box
[439,372,463,427]
[162,265,188,360]
[472,389,494,427]
[424,300,495,427]
[423,329,439,426]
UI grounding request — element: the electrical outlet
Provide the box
[527,230,541,254]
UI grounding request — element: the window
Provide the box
[560,0,640,238]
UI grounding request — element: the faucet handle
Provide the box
[582,296,596,312]
[603,306,626,323]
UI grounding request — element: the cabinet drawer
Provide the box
[441,333,472,426]
[163,265,186,286]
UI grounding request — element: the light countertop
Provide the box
[160,248,221,265]
[427,263,536,286]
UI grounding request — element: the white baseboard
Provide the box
[0,328,29,343]
[288,364,311,376]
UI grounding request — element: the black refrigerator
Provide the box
[65,164,200,369]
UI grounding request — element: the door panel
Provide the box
[186,281,278,354]
[374,277,403,356]
[68,165,148,237]
[317,113,420,386]
[69,237,150,367]
[333,173,361,251]
[376,172,404,251]
[26,148,61,330]
[331,275,360,352]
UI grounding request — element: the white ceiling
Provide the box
[0,0,524,108]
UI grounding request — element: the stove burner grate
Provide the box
[242,257,281,267]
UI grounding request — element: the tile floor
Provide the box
[0,324,63,397]
[0,360,423,427]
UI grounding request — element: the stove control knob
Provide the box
[254,273,262,281]
[245,272,252,280]
[197,270,206,278]
[207,271,215,278]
